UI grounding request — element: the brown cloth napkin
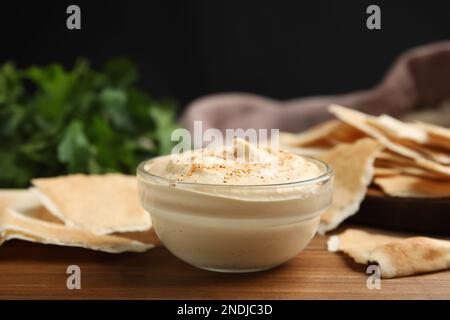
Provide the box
[181,42,450,133]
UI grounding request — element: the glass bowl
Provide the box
[137,157,333,273]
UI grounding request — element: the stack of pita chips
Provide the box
[280,105,450,232]
[281,105,450,278]
[0,174,159,253]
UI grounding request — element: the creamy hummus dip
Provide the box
[145,138,323,185]
[138,138,333,272]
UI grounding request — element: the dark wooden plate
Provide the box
[347,187,450,235]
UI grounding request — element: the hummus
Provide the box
[138,138,333,272]
[145,138,323,185]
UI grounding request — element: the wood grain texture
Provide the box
[0,227,449,300]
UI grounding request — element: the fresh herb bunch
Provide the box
[0,58,178,187]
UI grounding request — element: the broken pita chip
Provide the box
[415,146,450,165]
[279,120,341,148]
[0,190,158,253]
[413,157,450,176]
[374,155,450,180]
[398,140,450,165]
[326,123,366,145]
[329,105,422,157]
[374,175,450,198]
[370,237,450,278]
[366,114,428,144]
[414,121,450,149]
[378,165,449,181]
[280,120,364,149]
[327,228,398,264]
[373,167,402,177]
[0,190,33,246]
[346,110,450,159]
[368,117,450,164]
[24,204,64,224]
[317,138,381,233]
[399,166,450,181]
[376,151,417,166]
[328,229,450,278]
[0,190,35,214]
[32,174,152,235]
[375,153,418,171]
[329,105,450,177]
[374,154,450,179]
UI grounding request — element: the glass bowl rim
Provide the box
[137,155,334,189]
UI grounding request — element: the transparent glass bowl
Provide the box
[137,157,333,273]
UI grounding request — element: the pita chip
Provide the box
[328,229,450,278]
[373,167,402,177]
[414,121,450,149]
[382,166,448,181]
[374,155,449,180]
[374,175,450,198]
[367,115,450,165]
[0,190,33,246]
[279,120,340,149]
[416,146,450,165]
[0,190,158,253]
[329,105,450,177]
[317,138,381,233]
[327,229,398,264]
[280,119,364,149]
[329,105,422,158]
[326,123,366,145]
[376,151,417,166]
[367,114,428,144]
[375,153,418,171]
[374,155,450,180]
[32,174,152,235]
[399,140,450,165]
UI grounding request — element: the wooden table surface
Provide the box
[1,225,449,300]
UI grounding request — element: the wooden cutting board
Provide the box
[348,187,450,235]
[1,228,449,299]
[0,190,449,299]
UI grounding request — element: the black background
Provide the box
[1,0,449,110]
